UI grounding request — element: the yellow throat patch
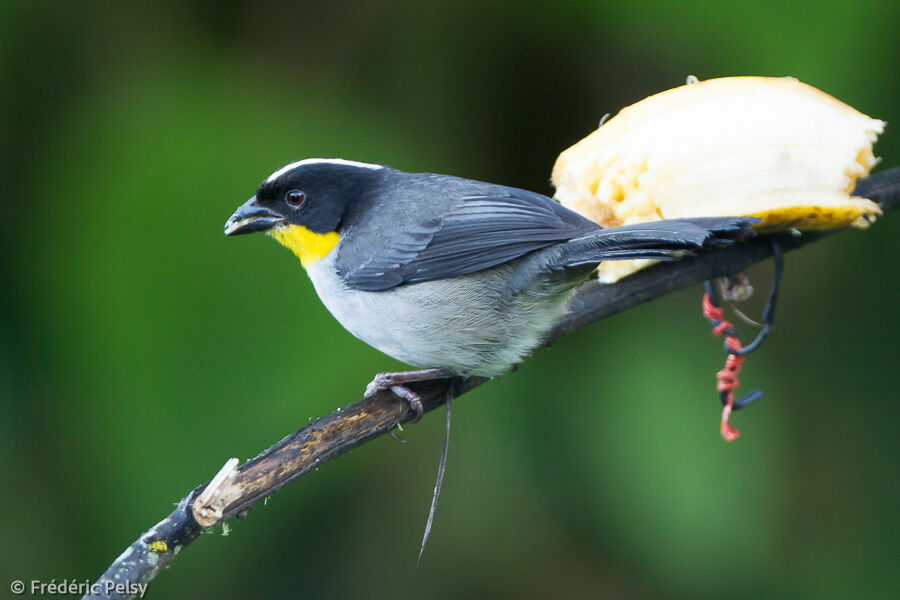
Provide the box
[268,224,340,268]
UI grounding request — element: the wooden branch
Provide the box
[83,169,900,599]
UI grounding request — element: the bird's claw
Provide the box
[364,373,425,422]
[390,385,424,422]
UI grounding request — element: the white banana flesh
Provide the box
[551,76,885,283]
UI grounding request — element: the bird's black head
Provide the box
[224,159,385,266]
[225,158,385,236]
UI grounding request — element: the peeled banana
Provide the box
[551,76,885,282]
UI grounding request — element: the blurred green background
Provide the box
[2,1,898,598]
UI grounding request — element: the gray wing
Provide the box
[337,187,598,291]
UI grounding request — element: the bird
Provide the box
[224,157,757,560]
[225,158,757,415]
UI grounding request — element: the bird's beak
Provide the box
[224,196,284,236]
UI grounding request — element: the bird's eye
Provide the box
[285,190,306,206]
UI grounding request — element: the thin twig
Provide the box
[83,169,900,599]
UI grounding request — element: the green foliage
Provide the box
[1,2,897,598]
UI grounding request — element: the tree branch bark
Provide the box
[83,169,899,599]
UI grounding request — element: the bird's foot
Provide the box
[364,368,456,423]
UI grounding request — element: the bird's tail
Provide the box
[542,216,759,270]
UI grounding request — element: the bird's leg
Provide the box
[364,368,456,422]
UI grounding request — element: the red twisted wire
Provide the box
[702,293,746,441]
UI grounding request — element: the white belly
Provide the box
[305,252,575,376]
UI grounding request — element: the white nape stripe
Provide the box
[265,158,383,183]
